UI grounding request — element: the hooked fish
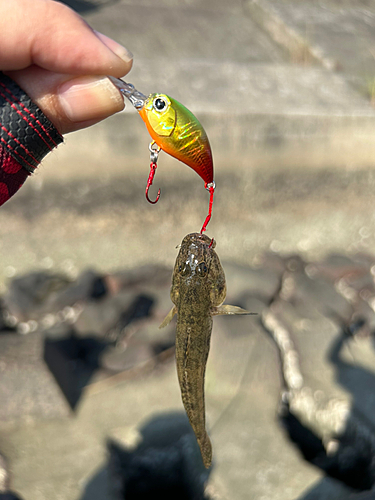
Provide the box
[159,233,251,468]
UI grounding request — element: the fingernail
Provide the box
[94,31,133,63]
[58,76,125,122]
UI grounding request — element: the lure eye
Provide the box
[153,97,167,112]
[197,262,208,277]
[179,263,191,276]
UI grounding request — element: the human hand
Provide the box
[0,0,133,134]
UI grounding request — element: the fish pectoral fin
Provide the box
[159,306,177,329]
[212,304,256,316]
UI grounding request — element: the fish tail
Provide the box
[198,432,212,469]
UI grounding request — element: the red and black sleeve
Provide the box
[0,72,63,206]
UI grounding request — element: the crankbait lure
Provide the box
[109,77,215,233]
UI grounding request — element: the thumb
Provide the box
[7,65,126,134]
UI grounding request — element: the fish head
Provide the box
[171,233,226,307]
[139,94,213,185]
[139,93,177,138]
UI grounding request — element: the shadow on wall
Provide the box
[80,412,211,500]
[60,0,120,14]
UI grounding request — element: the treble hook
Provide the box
[145,142,161,204]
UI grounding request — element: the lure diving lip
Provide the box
[109,76,215,233]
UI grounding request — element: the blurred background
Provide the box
[2,0,375,499]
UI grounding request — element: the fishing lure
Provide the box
[109,77,215,233]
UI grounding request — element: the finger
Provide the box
[0,0,132,77]
[7,66,125,134]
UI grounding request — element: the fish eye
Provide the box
[153,97,167,112]
[179,263,191,276]
[197,262,208,277]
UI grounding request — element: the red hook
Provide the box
[145,161,161,204]
[200,182,215,234]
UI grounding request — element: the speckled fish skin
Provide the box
[139,94,213,185]
[159,233,250,468]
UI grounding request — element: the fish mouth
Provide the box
[183,232,213,247]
